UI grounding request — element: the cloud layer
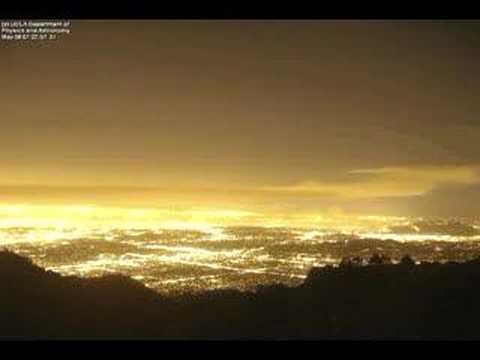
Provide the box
[261,165,480,199]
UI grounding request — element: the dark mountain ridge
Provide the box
[1,250,480,339]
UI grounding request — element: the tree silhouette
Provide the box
[400,254,415,267]
[368,253,391,265]
[340,256,364,268]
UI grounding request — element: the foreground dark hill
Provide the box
[2,250,480,339]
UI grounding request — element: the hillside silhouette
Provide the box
[2,250,480,339]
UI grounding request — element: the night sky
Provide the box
[1,20,480,217]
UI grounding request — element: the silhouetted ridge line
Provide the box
[2,250,480,339]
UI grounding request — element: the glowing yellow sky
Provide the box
[0,202,411,232]
[2,21,480,219]
[1,165,479,226]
